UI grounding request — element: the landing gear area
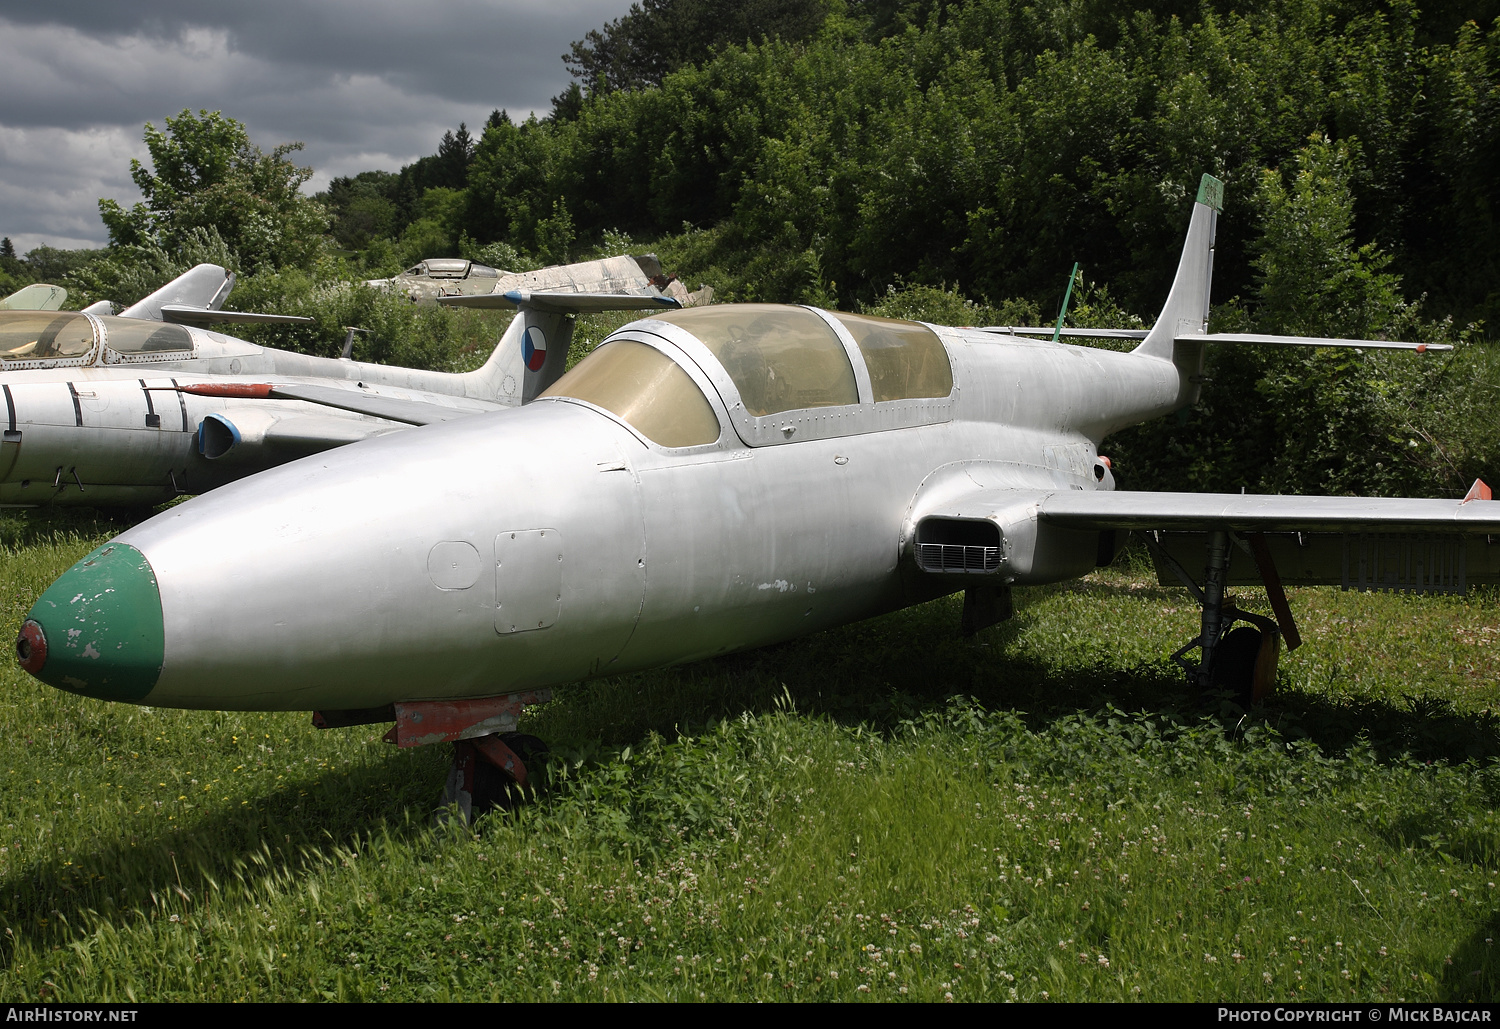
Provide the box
[313,689,553,824]
[1144,529,1303,706]
[441,732,549,822]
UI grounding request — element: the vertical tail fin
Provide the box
[119,264,236,321]
[1132,174,1222,408]
[0,283,67,311]
[1134,174,1221,359]
[448,290,683,406]
[460,306,575,406]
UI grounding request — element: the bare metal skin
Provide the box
[20,176,1500,712]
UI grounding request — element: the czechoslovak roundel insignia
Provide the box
[523,327,547,372]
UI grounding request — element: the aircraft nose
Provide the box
[17,542,164,702]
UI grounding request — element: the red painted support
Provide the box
[472,734,529,787]
[382,690,553,748]
[1247,532,1303,651]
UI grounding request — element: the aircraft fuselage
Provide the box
[25,318,1177,711]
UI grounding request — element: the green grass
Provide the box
[1,513,1497,1001]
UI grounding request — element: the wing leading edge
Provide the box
[1035,490,1500,534]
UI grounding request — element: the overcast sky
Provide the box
[0,0,633,253]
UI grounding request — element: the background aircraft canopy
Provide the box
[540,339,721,448]
[102,318,193,354]
[831,312,953,402]
[0,311,93,361]
[403,259,498,279]
[0,310,197,365]
[655,304,859,416]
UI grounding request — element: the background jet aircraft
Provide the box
[18,175,1499,819]
[369,253,713,308]
[0,263,679,506]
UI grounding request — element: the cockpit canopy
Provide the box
[0,310,194,365]
[541,304,954,449]
[400,259,499,280]
[540,340,721,448]
[0,312,93,361]
[655,305,858,416]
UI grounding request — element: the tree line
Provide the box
[2,0,1496,498]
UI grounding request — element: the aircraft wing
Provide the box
[1174,332,1450,352]
[1036,489,1500,591]
[915,486,1500,592]
[437,290,682,313]
[1034,490,1500,533]
[169,382,498,426]
[158,305,315,327]
[255,414,398,451]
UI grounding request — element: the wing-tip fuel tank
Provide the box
[17,174,1497,815]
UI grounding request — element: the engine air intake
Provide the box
[915,518,1002,573]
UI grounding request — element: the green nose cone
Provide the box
[22,542,164,702]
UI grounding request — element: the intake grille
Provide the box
[917,543,1002,573]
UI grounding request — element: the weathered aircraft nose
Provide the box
[18,542,164,701]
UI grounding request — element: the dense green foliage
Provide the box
[4,0,1497,498]
[562,0,832,92]
[98,110,329,274]
[2,518,1498,1001]
[454,0,1500,327]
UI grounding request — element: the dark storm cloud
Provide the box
[0,1,629,251]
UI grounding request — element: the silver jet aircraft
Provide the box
[0,264,679,506]
[18,175,1500,817]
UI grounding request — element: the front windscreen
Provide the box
[102,318,193,355]
[0,311,94,361]
[832,313,952,401]
[654,304,858,417]
[540,340,721,448]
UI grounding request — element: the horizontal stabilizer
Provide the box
[438,290,682,313]
[978,327,1449,351]
[981,326,1150,340]
[1177,332,1450,352]
[158,305,315,327]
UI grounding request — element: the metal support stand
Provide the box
[1195,530,1231,691]
[1159,530,1285,703]
[314,690,553,825]
[961,582,1013,636]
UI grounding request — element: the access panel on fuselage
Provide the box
[496,528,563,634]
